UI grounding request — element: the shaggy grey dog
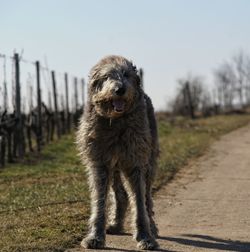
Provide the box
[77,55,159,250]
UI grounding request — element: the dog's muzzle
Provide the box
[112,83,126,113]
[112,99,125,113]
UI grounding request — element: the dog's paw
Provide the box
[81,235,105,249]
[135,232,159,250]
[106,224,124,235]
[137,238,159,250]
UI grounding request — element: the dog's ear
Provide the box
[135,73,141,87]
[130,64,141,87]
[134,66,144,90]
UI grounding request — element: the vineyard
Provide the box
[0,52,85,168]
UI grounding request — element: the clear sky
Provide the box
[1,0,250,111]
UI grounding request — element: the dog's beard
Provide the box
[93,98,131,118]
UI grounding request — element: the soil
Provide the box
[66,124,250,252]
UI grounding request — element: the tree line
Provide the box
[170,50,250,118]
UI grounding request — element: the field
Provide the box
[1,115,250,252]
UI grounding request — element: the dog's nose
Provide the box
[115,86,126,96]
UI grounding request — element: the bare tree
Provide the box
[214,50,250,110]
[214,62,236,110]
[200,89,213,116]
[245,58,250,105]
[171,74,207,118]
[232,51,248,107]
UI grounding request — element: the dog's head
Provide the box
[88,55,142,118]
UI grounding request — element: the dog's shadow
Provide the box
[158,234,250,252]
[102,233,250,252]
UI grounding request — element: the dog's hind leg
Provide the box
[145,169,159,238]
[81,166,109,249]
[107,170,128,234]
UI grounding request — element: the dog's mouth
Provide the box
[112,99,125,113]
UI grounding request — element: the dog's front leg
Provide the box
[107,170,128,234]
[81,166,109,249]
[125,167,158,250]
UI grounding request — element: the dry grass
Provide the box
[155,115,250,190]
[0,114,250,251]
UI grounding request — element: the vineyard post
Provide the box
[65,73,70,133]
[74,77,78,112]
[36,61,42,151]
[51,71,61,139]
[3,56,8,111]
[81,78,85,111]
[14,53,24,158]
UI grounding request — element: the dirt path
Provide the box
[67,124,250,252]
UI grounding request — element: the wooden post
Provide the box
[65,73,70,133]
[81,78,85,111]
[185,82,195,119]
[51,71,60,139]
[139,68,144,89]
[74,77,78,112]
[3,81,8,111]
[14,53,24,158]
[36,61,42,151]
[48,91,52,110]
[3,56,8,111]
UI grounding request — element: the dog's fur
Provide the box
[76,55,159,250]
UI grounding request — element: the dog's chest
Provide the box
[91,126,152,169]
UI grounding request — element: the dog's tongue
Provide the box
[112,99,125,112]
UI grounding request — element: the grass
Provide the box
[0,114,250,251]
[155,115,250,190]
[0,136,90,251]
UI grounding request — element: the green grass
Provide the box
[0,114,250,251]
[0,136,90,251]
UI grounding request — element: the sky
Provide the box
[1,0,250,111]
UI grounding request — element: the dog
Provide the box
[76,55,159,250]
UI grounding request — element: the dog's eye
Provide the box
[102,76,109,81]
[92,80,103,91]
